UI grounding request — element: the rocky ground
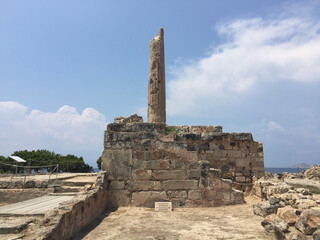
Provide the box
[0,166,319,239]
[73,196,270,240]
[73,165,320,240]
[252,165,320,240]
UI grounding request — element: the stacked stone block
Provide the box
[102,121,264,207]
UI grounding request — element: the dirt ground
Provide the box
[73,197,271,240]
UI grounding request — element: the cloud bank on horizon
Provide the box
[0,101,107,165]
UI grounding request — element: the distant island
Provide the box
[291,163,310,168]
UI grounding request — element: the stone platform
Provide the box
[101,120,265,208]
[0,195,74,216]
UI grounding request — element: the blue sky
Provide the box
[0,0,319,167]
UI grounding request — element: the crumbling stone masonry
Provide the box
[147,28,166,124]
[101,28,264,208]
[101,117,264,208]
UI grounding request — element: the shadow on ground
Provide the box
[71,207,118,240]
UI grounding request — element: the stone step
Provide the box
[48,192,78,196]
[53,186,84,193]
[0,218,31,234]
[60,181,94,187]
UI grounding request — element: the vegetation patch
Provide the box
[0,149,93,173]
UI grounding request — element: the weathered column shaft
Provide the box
[147,28,166,123]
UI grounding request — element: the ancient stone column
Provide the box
[147,28,166,123]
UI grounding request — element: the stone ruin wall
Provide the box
[101,120,264,208]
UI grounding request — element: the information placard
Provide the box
[155,202,172,211]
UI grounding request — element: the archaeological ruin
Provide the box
[101,28,264,208]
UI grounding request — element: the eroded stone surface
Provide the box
[101,28,264,209]
[101,119,266,207]
[261,213,288,240]
[148,28,166,124]
[295,208,320,235]
[253,201,281,217]
[277,206,298,226]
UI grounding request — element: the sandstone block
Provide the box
[277,206,298,226]
[261,213,288,240]
[236,158,250,168]
[188,190,202,200]
[108,123,132,132]
[187,169,201,179]
[153,170,186,180]
[115,132,139,141]
[145,160,170,170]
[172,159,185,169]
[295,209,320,235]
[107,190,130,207]
[163,180,198,190]
[102,149,132,180]
[294,199,318,211]
[105,132,117,142]
[235,176,246,183]
[141,139,152,150]
[131,191,167,207]
[166,191,188,199]
[132,170,152,180]
[127,181,162,191]
[230,133,253,141]
[139,131,157,140]
[209,142,219,150]
[252,166,265,172]
[131,122,160,132]
[313,229,320,240]
[114,114,143,124]
[253,201,281,217]
[144,151,155,161]
[288,231,308,240]
[262,213,289,232]
[227,151,241,158]
[212,150,228,158]
[189,126,222,133]
[155,141,187,150]
[132,158,144,170]
[269,197,280,205]
[109,181,125,190]
[231,190,245,204]
[159,132,175,142]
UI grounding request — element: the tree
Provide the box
[0,156,13,173]
[0,150,93,173]
[97,156,102,170]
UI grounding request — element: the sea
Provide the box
[265,168,307,174]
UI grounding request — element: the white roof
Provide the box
[9,156,26,163]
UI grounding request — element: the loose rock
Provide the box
[295,209,320,235]
[253,201,281,217]
[261,213,288,240]
[277,206,298,226]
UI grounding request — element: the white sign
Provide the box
[155,202,172,211]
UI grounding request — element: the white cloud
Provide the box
[0,102,107,165]
[0,101,27,121]
[167,5,320,115]
[264,121,283,132]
